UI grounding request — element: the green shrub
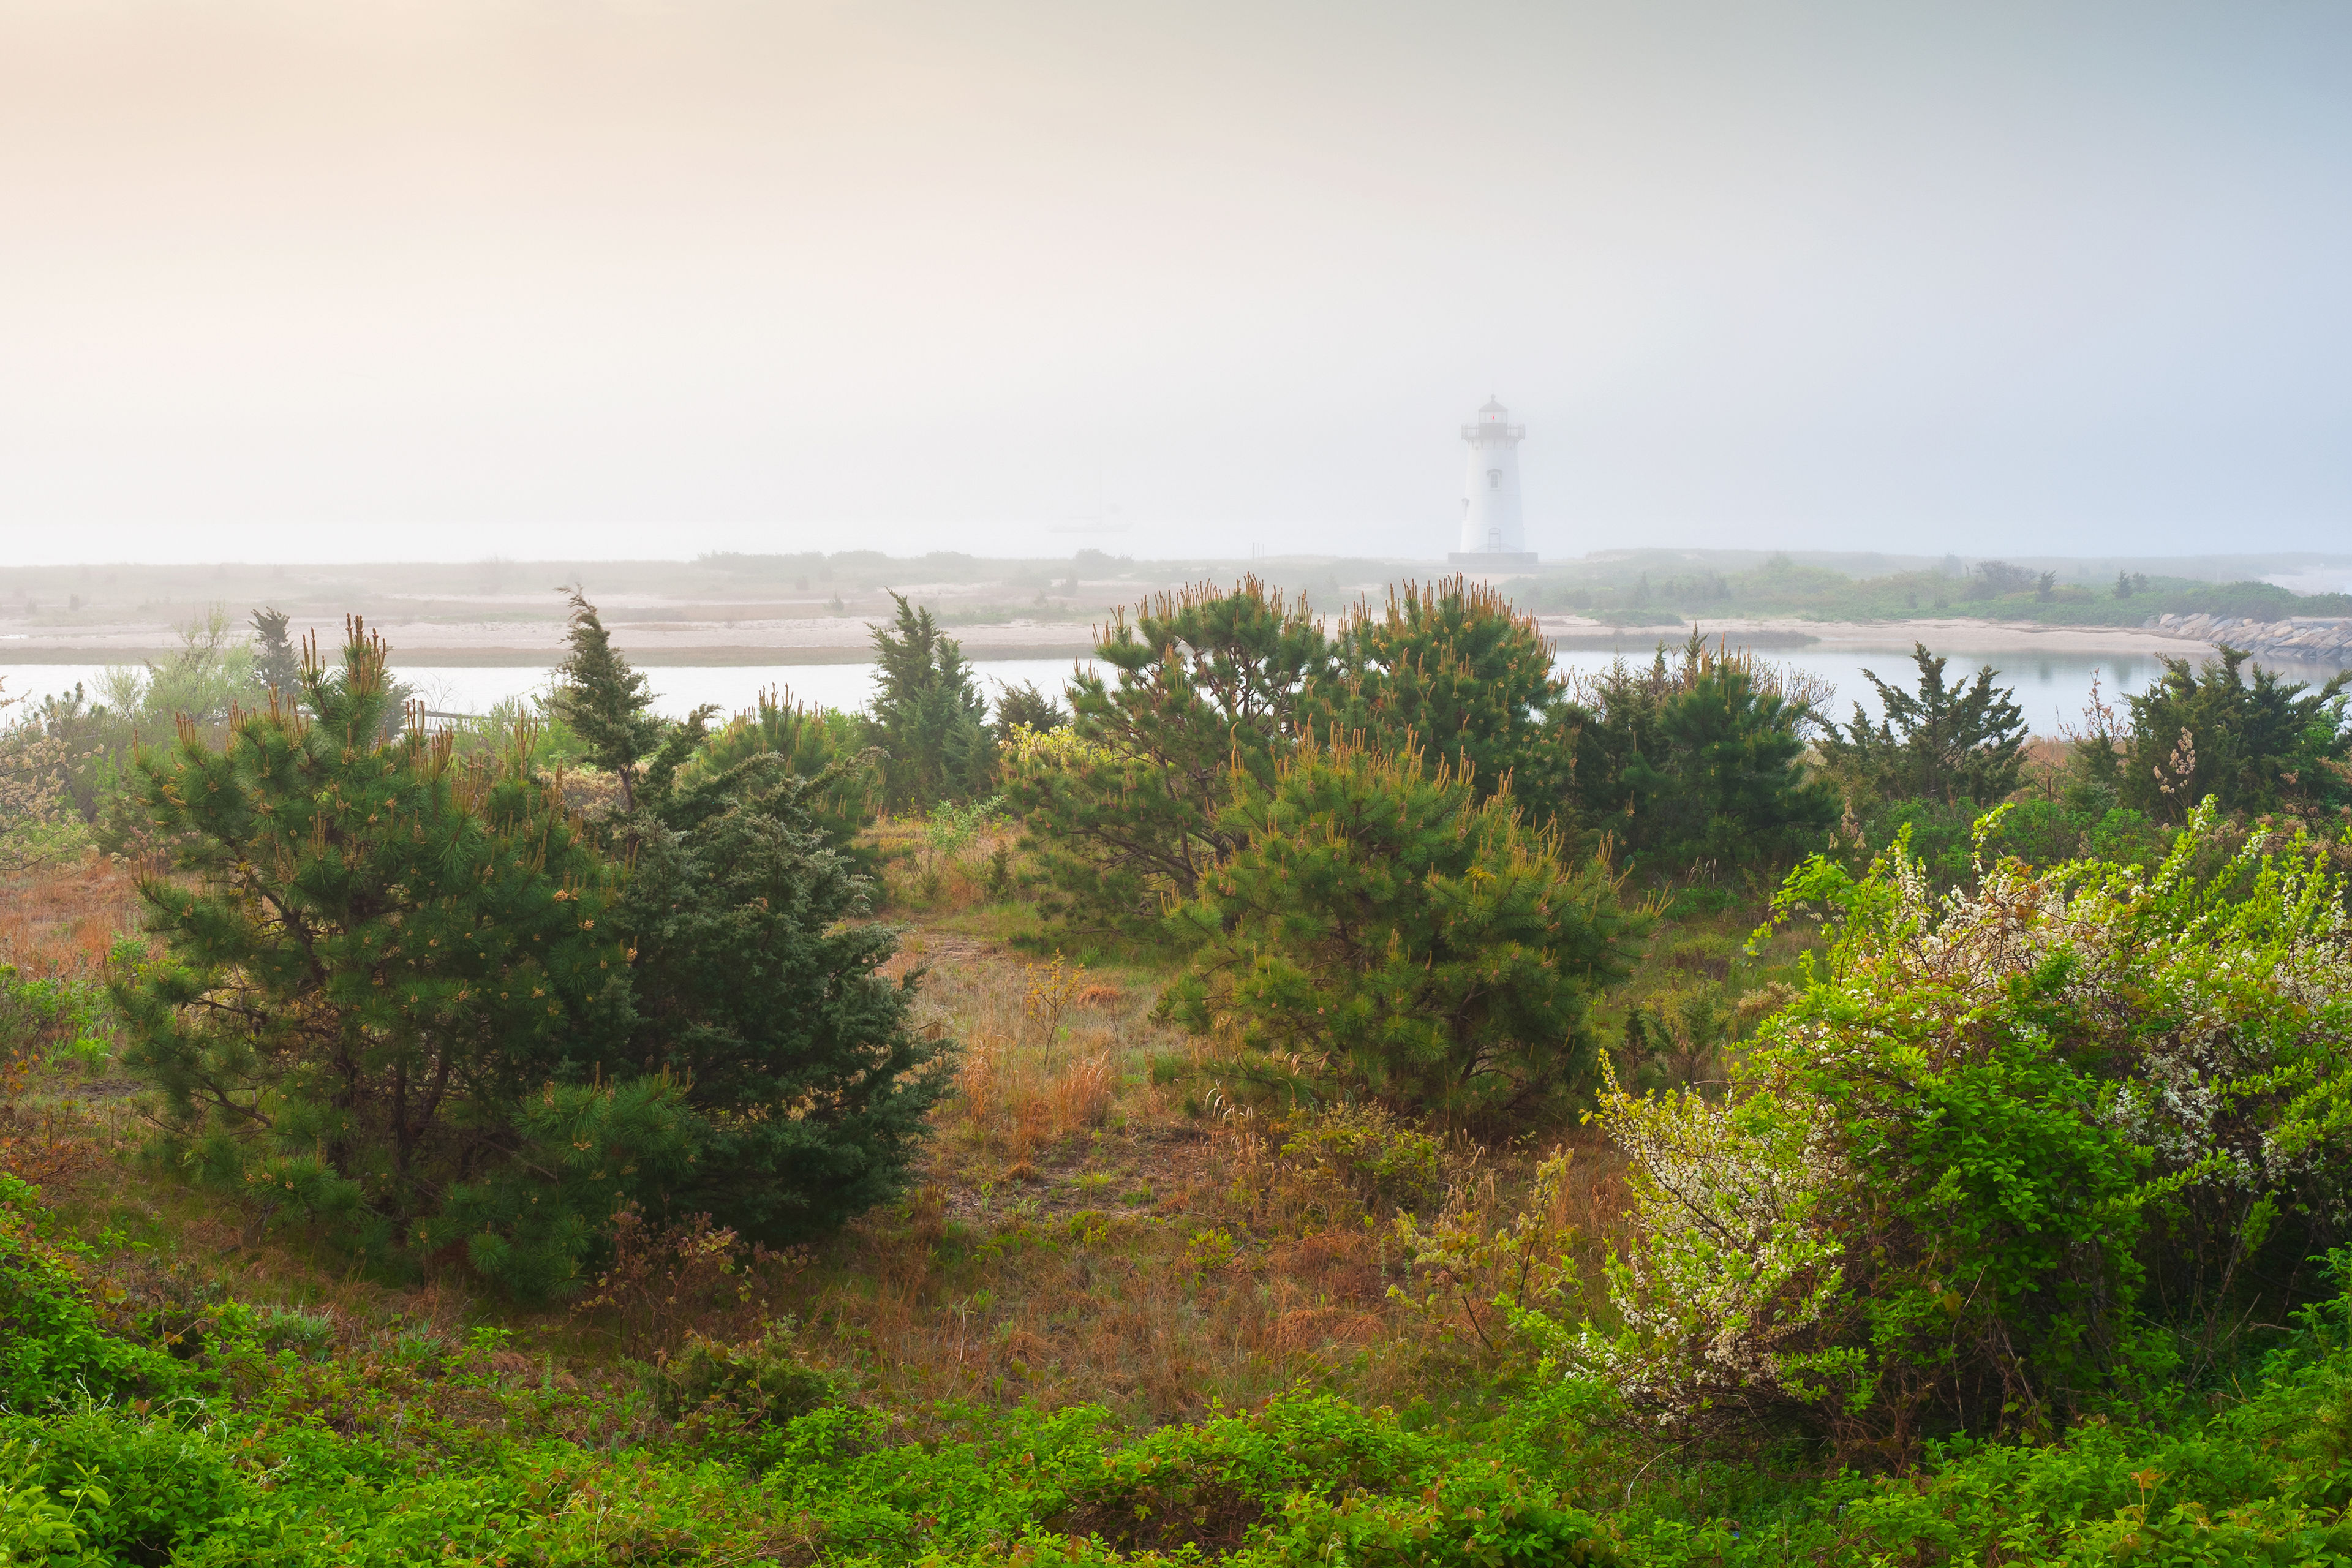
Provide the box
[1163,738,1642,1128]
[653,1321,837,1427]
[922,794,1003,862]
[0,1407,243,1566]
[1275,1104,1444,1215]
[680,687,877,859]
[1308,578,1578,818]
[251,1306,336,1361]
[1000,578,1331,936]
[0,1446,97,1566]
[0,969,110,1071]
[92,606,258,735]
[992,679,1066,735]
[0,1178,186,1415]
[1815,643,2028,806]
[1572,804,2352,1456]
[1566,636,1836,876]
[453,692,593,772]
[2121,646,2351,821]
[1854,796,2175,889]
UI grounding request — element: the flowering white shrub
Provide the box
[1567,804,2352,1454]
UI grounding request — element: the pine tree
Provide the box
[110,621,660,1292]
[623,753,951,1241]
[114,621,948,1296]
[551,587,666,810]
[866,592,992,812]
[1309,576,1575,819]
[1616,644,1836,872]
[249,606,302,696]
[999,578,1330,933]
[1818,643,2027,805]
[1162,737,1640,1129]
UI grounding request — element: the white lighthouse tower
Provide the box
[1447,396,1536,568]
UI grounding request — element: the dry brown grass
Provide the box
[572,1204,808,1360]
[0,854,153,1188]
[777,917,1637,1426]
[774,1098,1632,1428]
[0,853,145,978]
[869,818,1024,918]
[889,931,1182,1170]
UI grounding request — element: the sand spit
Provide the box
[0,614,1099,667]
[0,610,2298,670]
[1534,616,2225,659]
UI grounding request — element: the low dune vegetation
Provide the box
[0,578,2348,1564]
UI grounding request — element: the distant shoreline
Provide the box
[1543,615,2226,660]
[0,641,1098,669]
[0,613,2239,669]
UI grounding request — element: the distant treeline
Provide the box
[1520,552,2352,628]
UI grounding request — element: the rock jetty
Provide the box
[2146,613,2352,667]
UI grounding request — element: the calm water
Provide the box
[3,646,2337,736]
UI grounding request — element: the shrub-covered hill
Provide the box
[7,805,2352,1564]
[2,1166,2351,1566]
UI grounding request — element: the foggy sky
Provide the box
[2,0,2347,564]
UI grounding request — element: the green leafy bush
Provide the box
[0,1444,100,1566]
[0,1177,187,1417]
[1274,1104,1444,1215]
[0,687,91,873]
[0,968,111,1072]
[1572,804,2352,1457]
[1851,796,2169,888]
[0,1407,243,1566]
[652,1321,838,1427]
[92,606,258,735]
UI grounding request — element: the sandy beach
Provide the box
[0,611,1099,666]
[0,609,2225,668]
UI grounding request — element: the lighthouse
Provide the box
[1447,396,1537,570]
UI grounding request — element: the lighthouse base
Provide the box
[1447,551,1540,571]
